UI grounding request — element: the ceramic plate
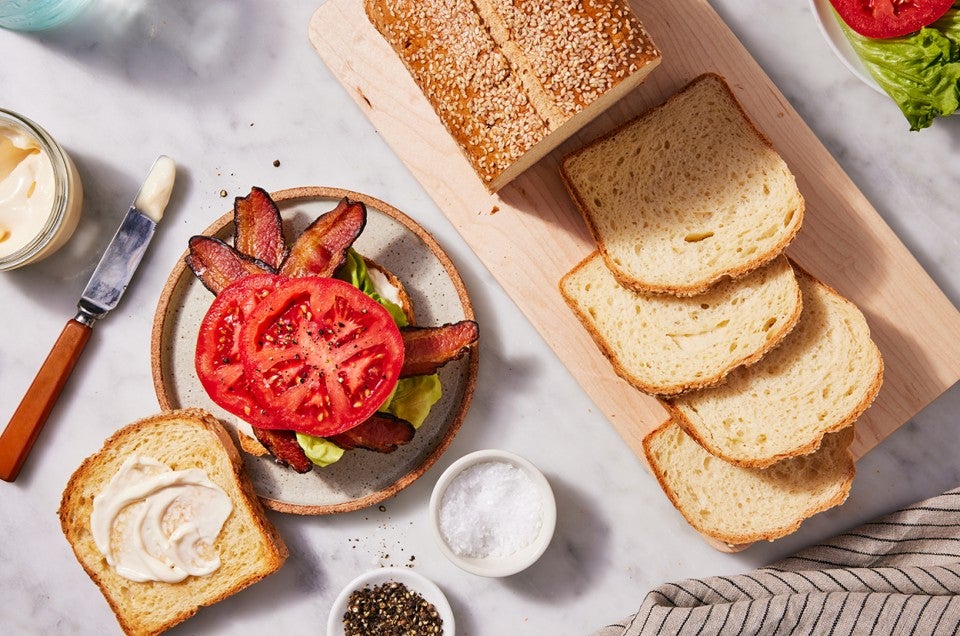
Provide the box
[151,186,478,514]
[809,0,885,95]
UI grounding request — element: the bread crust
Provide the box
[559,72,804,296]
[558,251,804,396]
[364,256,416,325]
[643,420,856,545]
[58,409,287,636]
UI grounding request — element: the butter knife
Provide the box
[0,156,176,482]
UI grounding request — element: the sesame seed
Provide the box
[367,0,659,184]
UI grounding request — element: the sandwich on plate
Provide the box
[185,187,479,473]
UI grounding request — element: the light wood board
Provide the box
[309,0,960,476]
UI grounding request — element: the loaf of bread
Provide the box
[59,409,287,636]
[560,252,802,395]
[665,268,883,468]
[365,0,661,192]
[560,73,804,295]
[644,420,856,545]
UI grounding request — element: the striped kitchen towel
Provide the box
[593,487,960,635]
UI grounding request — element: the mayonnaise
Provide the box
[134,155,176,223]
[0,124,56,258]
[367,266,403,307]
[90,456,233,583]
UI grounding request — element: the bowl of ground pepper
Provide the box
[328,567,454,635]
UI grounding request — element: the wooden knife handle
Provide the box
[0,319,92,482]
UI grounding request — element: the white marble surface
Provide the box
[1,1,959,634]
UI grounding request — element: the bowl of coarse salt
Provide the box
[429,449,556,577]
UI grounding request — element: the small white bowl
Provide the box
[327,567,455,636]
[429,449,556,577]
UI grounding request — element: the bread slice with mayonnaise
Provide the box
[59,409,287,636]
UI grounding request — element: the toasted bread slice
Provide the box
[560,253,802,396]
[665,268,883,467]
[59,409,287,636]
[560,73,804,295]
[644,420,856,545]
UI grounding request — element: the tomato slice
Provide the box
[829,0,954,39]
[195,274,286,428]
[239,276,405,437]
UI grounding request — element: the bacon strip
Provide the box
[252,427,313,473]
[400,320,479,377]
[185,235,273,295]
[234,187,288,269]
[279,198,366,277]
[329,413,415,453]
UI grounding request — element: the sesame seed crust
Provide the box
[365,0,660,191]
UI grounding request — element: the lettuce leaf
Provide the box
[296,249,440,465]
[295,433,346,467]
[838,7,960,130]
[335,249,409,326]
[380,374,442,428]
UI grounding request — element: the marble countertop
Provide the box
[1,1,959,634]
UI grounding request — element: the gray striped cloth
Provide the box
[593,487,960,635]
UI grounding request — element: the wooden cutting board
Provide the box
[309,0,960,495]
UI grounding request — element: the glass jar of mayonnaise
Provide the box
[0,108,83,271]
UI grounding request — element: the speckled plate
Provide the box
[151,186,478,514]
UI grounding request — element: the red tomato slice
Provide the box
[239,276,405,437]
[195,274,285,428]
[829,0,954,39]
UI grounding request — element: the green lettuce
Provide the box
[380,374,442,428]
[838,6,960,130]
[295,433,346,467]
[296,249,441,465]
[335,249,409,326]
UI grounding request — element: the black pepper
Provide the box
[342,581,443,635]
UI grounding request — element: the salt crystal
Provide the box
[438,461,543,558]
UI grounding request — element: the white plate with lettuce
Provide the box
[811,0,960,130]
[151,186,478,514]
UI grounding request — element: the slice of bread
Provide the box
[560,252,802,395]
[365,0,660,191]
[59,409,287,636]
[665,268,883,467]
[560,73,804,295]
[644,420,856,545]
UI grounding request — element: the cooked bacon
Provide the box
[185,235,273,295]
[251,413,414,473]
[279,197,366,277]
[252,426,313,473]
[234,186,288,269]
[400,320,479,377]
[329,413,415,453]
